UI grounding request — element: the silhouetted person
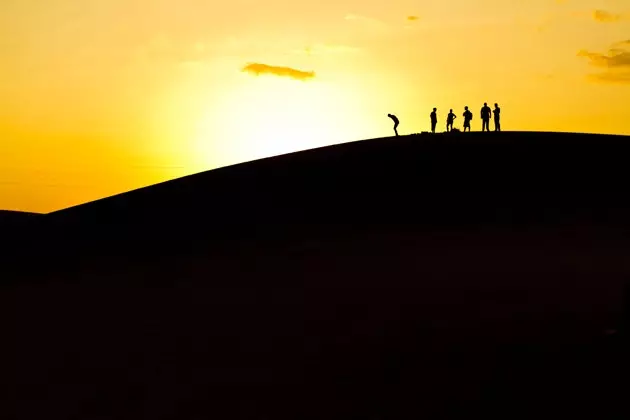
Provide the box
[446,109,456,132]
[462,106,472,132]
[480,102,491,132]
[493,103,501,131]
[388,113,399,136]
[430,108,437,133]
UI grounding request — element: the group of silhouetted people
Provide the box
[388,103,501,136]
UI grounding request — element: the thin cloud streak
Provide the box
[242,63,315,80]
[577,50,630,68]
[578,41,630,84]
[592,10,622,23]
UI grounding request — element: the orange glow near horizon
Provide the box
[1,0,630,212]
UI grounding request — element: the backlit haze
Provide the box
[2,0,630,212]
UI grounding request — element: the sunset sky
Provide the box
[2,0,630,212]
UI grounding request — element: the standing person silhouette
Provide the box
[480,102,492,132]
[493,103,501,131]
[446,109,456,132]
[387,113,400,136]
[462,106,472,132]
[430,108,438,133]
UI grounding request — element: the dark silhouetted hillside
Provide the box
[0,210,41,241]
[0,209,40,224]
[3,131,630,419]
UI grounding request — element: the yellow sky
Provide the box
[1,0,630,212]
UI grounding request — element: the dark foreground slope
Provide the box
[4,131,630,419]
[0,210,40,227]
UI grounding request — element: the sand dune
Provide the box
[3,131,630,419]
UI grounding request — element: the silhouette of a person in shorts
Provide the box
[446,109,456,132]
[388,114,400,136]
[463,106,472,132]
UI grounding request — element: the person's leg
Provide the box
[394,122,399,136]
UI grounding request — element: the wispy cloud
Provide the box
[578,42,630,83]
[577,49,630,68]
[241,63,315,81]
[407,16,420,21]
[592,9,622,23]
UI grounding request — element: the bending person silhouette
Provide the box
[480,102,491,132]
[430,108,438,133]
[388,113,400,136]
[493,103,501,131]
[446,109,456,132]
[463,106,472,132]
